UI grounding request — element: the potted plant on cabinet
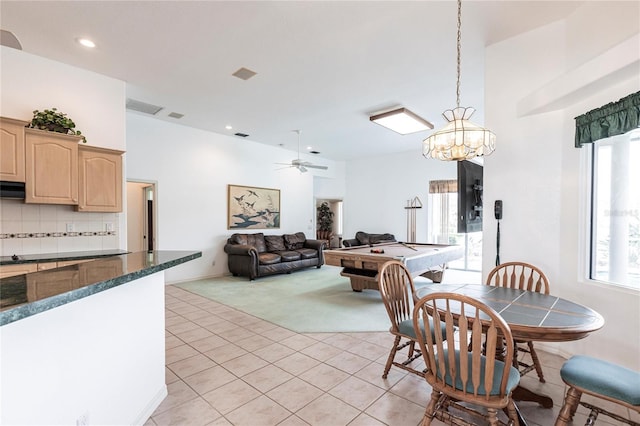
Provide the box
[316,201,334,245]
[28,108,87,142]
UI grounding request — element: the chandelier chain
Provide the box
[456,0,462,108]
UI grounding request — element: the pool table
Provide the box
[323,242,464,291]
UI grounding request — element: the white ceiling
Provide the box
[0,1,584,161]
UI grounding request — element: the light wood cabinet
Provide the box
[27,268,81,300]
[25,128,80,205]
[0,117,29,182]
[36,262,58,271]
[76,145,124,212]
[0,263,38,279]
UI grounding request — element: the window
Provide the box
[590,129,640,288]
[428,180,482,271]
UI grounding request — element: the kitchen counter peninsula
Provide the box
[0,250,201,325]
[0,250,201,426]
[0,248,130,266]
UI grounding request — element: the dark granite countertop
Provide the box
[0,250,202,326]
[0,249,130,265]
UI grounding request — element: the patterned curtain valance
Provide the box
[429,179,457,194]
[575,91,640,147]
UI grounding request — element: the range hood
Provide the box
[0,181,26,199]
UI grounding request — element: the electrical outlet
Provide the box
[66,223,75,232]
[105,222,114,232]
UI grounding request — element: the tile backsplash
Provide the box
[0,199,120,256]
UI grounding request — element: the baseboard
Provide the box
[132,384,167,425]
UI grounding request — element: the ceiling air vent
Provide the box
[126,98,163,115]
[234,132,249,138]
[232,67,257,81]
[309,150,320,154]
[168,112,184,119]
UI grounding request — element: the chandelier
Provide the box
[423,0,495,161]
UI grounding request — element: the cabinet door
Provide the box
[0,263,38,279]
[0,117,29,182]
[26,268,80,300]
[25,128,80,205]
[77,146,124,212]
[37,262,58,271]
[79,257,123,283]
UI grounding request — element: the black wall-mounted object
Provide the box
[494,200,503,220]
[0,181,25,199]
[457,160,483,233]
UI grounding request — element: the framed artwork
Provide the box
[227,184,281,229]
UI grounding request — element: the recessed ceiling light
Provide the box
[306,146,313,150]
[225,125,233,130]
[77,38,96,48]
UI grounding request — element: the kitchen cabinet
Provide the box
[25,128,80,205]
[0,117,29,182]
[79,257,123,282]
[36,262,58,271]
[76,145,124,212]
[0,264,38,279]
[27,268,81,300]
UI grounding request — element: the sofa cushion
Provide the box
[355,231,370,245]
[370,233,396,244]
[356,232,396,245]
[296,248,318,259]
[258,252,281,265]
[264,235,286,252]
[231,232,267,253]
[284,232,306,250]
[275,251,302,262]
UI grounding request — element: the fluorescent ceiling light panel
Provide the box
[370,108,434,135]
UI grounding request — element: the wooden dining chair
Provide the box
[486,261,550,383]
[378,260,446,379]
[555,355,640,426]
[413,292,521,426]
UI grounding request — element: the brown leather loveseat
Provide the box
[342,231,396,247]
[224,232,325,280]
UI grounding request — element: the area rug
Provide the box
[174,266,392,333]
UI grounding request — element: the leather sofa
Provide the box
[343,231,396,247]
[224,232,325,280]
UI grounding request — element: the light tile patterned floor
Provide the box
[146,285,635,426]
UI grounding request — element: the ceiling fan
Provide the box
[276,130,328,173]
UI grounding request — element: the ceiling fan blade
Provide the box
[304,164,328,170]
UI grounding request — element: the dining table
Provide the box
[413,283,605,426]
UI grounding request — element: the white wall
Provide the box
[0,272,167,425]
[126,113,345,283]
[484,3,640,369]
[0,47,127,254]
[344,150,456,243]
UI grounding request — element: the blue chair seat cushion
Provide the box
[560,355,640,406]
[435,349,520,396]
[398,317,447,341]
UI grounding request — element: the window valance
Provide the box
[575,91,640,147]
[429,180,457,194]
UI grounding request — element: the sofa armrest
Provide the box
[224,244,258,256]
[342,238,360,247]
[304,239,326,251]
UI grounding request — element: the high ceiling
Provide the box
[0,1,583,161]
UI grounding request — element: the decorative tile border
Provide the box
[0,231,116,239]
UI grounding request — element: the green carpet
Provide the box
[174,266,392,333]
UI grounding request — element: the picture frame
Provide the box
[227,184,281,229]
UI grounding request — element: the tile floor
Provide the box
[146,284,637,426]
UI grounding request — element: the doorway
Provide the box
[126,181,157,252]
[315,198,343,248]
